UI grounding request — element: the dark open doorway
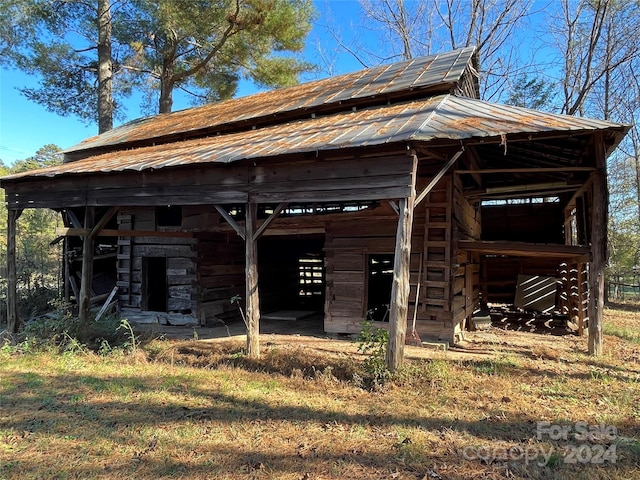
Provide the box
[366,254,394,322]
[258,235,325,319]
[142,257,167,312]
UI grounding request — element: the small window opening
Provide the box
[367,254,394,322]
[156,205,182,227]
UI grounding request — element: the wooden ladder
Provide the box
[116,213,133,307]
[422,177,453,317]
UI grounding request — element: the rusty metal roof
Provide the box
[64,47,478,155]
[3,94,629,182]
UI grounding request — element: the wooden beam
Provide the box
[387,200,400,215]
[564,173,595,212]
[465,186,579,201]
[89,207,119,239]
[253,202,288,241]
[457,240,591,262]
[78,207,95,339]
[55,227,193,238]
[215,205,245,240]
[245,201,260,358]
[588,134,607,356]
[65,209,82,229]
[415,149,464,206]
[455,166,596,174]
[387,154,418,372]
[6,209,23,334]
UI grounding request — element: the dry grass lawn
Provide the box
[1,305,639,479]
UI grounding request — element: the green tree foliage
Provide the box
[0,0,316,125]
[114,0,316,113]
[0,145,63,321]
[505,74,557,111]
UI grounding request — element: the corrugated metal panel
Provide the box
[409,96,625,141]
[65,48,477,154]
[3,95,628,182]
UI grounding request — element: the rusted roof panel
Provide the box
[65,47,478,154]
[3,95,628,183]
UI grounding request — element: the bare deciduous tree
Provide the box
[321,0,534,101]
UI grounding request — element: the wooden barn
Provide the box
[1,47,630,368]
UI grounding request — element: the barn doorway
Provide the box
[366,254,394,322]
[258,235,325,329]
[141,257,167,312]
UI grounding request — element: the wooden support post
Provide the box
[63,237,71,302]
[588,135,607,356]
[78,207,95,338]
[387,155,418,372]
[245,201,260,358]
[6,209,23,334]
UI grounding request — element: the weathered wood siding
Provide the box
[4,154,415,209]
[195,230,245,325]
[116,207,197,316]
[323,202,426,335]
[451,174,481,340]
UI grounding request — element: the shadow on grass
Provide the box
[2,359,640,479]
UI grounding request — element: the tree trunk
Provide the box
[159,40,177,113]
[97,0,113,133]
[159,76,174,113]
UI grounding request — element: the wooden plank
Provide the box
[89,207,119,239]
[95,286,119,321]
[455,166,595,174]
[253,202,287,240]
[56,227,193,238]
[215,205,245,240]
[458,240,591,261]
[415,149,464,206]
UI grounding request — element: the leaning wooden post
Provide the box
[588,140,607,356]
[245,201,260,358]
[7,209,23,334]
[387,155,418,372]
[78,207,95,339]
